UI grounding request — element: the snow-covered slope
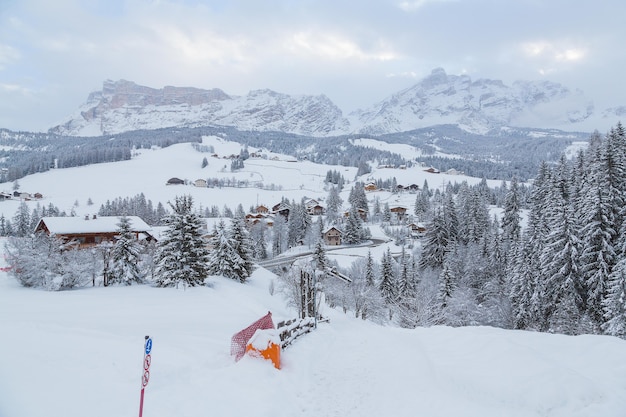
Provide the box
[49,71,623,137]
[1,252,626,417]
[0,135,626,416]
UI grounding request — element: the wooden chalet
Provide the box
[272,202,291,220]
[255,205,269,214]
[390,206,408,222]
[34,215,155,248]
[323,226,342,246]
[364,183,377,192]
[344,208,367,222]
[408,222,427,237]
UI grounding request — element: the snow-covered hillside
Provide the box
[1,249,625,417]
[0,135,494,222]
[1,136,626,416]
[49,71,625,137]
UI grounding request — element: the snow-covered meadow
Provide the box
[2,261,626,417]
[1,136,625,416]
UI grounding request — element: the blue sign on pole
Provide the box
[145,338,152,355]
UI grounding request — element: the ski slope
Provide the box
[1,261,625,417]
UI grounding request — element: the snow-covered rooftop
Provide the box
[37,215,151,234]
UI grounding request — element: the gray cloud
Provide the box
[0,0,624,131]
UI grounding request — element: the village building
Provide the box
[271,202,291,220]
[343,208,367,222]
[408,222,427,237]
[34,215,155,249]
[390,206,408,222]
[193,178,207,187]
[323,226,342,246]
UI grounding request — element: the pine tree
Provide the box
[580,146,617,327]
[365,250,376,287]
[326,186,343,222]
[313,239,328,271]
[109,216,143,285]
[348,183,369,214]
[228,216,255,283]
[501,176,522,249]
[12,201,31,237]
[419,207,450,270]
[271,214,287,256]
[343,206,365,245]
[540,162,583,332]
[603,259,626,337]
[154,195,210,287]
[379,248,396,305]
[439,255,455,310]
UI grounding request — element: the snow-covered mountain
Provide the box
[349,68,596,135]
[50,80,349,137]
[50,70,621,137]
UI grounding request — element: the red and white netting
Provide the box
[230,311,275,361]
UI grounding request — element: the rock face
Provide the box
[50,80,349,137]
[50,71,619,137]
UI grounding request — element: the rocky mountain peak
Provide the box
[49,70,623,137]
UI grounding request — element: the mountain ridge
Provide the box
[49,69,622,137]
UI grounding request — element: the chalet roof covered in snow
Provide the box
[35,215,152,234]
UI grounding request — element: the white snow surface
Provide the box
[0,135,626,416]
[1,262,626,417]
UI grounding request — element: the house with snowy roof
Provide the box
[323,226,342,246]
[34,215,155,248]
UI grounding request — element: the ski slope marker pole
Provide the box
[139,335,152,417]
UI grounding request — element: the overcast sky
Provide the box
[1,0,624,132]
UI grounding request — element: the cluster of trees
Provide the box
[0,201,67,237]
[6,195,255,290]
[98,193,167,225]
[324,169,345,189]
[307,124,626,338]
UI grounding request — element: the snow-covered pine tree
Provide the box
[438,253,455,310]
[365,249,376,287]
[343,206,365,245]
[579,145,618,328]
[313,239,328,271]
[348,183,369,214]
[109,216,143,285]
[154,195,210,288]
[271,214,287,256]
[539,160,583,333]
[228,215,254,283]
[379,248,397,305]
[603,258,626,337]
[12,201,30,237]
[414,186,431,220]
[419,207,451,270]
[326,186,343,222]
[501,176,522,250]
[510,233,536,329]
